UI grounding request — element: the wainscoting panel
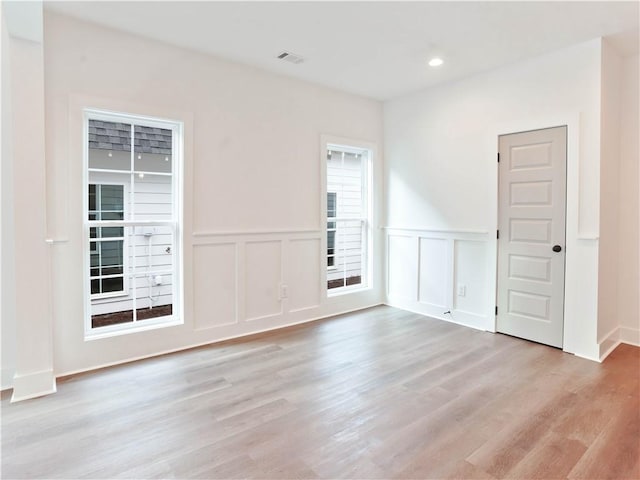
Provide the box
[193,243,238,329]
[191,229,369,334]
[245,240,283,322]
[385,227,493,331]
[288,238,321,313]
[454,239,490,326]
[418,238,449,308]
[387,234,417,301]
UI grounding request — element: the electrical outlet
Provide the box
[280,284,288,299]
[457,284,466,297]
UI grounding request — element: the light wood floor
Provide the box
[2,306,639,479]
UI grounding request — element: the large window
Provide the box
[325,143,372,293]
[84,110,182,336]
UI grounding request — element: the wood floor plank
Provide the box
[506,431,587,479]
[2,306,638,479]
[567,394,640,480]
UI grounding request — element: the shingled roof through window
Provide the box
[88,120,172,155]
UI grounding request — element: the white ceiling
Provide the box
[45,1,640,100]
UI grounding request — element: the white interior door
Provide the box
[497,126,567,348]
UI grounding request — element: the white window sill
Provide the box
[327,284,372,298]
[85,315,183,341]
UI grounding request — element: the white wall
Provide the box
[4,4,56,400]
[42,12,384,378]
[6,8,634,397]
[384,39,603,359]
[0,5,17,390]
[618,54,640,345]
[597,40,622,352]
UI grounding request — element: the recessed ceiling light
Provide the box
[428,57,444,67]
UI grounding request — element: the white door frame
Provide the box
[487,112,597,357]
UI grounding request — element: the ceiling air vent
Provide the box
[277,51,305,64]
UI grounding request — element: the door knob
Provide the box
[552,245,562,252]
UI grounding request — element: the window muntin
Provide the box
[326,145,371,293]
[84,111,182,336]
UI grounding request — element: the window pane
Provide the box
[102,226,124,238]
[91,308,133,329]
[90,251,99,267]
[88,120,131,170]
[132,225,174,321]
[335,220,364,288]
[132,174,172,221]
[327,192,337,217]
[134,269,174,323]
[100,240,124,267]
[89,185,97,211]
[327,230,335,253]
[91,279,100,294]
[134,125,172,174]
[102,277,124,293]
[102,212,124,220]
[100,185,124,210]
[137,304,173,321]
[102,266,123,276]
[90,227,97,239]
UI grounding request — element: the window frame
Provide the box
[82,108,184,339]
[321,137,374,297]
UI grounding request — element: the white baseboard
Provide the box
[11,369,57,402]
[598,325,640,362]
[55,302,384,379]
[619,326,640,346]
[385,296,491,332]
[572,349,602,363]
[598,327,621,362]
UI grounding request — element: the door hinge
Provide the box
[497,152,500,163]
[495,306,498,315]
[497,230,499,239]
